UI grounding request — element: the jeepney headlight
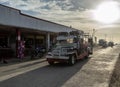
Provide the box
[47,54,52,56]
[47,52,52,56]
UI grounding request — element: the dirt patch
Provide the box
[109,53,120,87]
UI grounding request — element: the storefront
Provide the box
[0,4,76,62]
[0,27,52,60]
[0,27,16,61]
[22,32,47,56]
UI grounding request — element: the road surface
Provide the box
[0,45,119,87]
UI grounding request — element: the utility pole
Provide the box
[92,29,95,38]
[92,29,96,45]
[105,34,107,41]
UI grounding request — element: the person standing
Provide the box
[18,41,25,60]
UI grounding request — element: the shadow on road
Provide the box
[0,57,91,87]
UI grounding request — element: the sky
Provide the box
[0,0,120,42]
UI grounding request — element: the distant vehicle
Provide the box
[98,39,107,48]
[46,30,93,65]
[115,43,118,45]
[108,41,114,47]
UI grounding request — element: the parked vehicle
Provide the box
[31,46,46,59]
[46,30,93,65]
[99,39,107,48]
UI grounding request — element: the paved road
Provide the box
[0,45,119,87]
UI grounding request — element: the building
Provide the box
[0,4,81,60]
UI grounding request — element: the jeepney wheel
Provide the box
[85,55,89,59]
[48,61,54,65]
[85,52,89,59]
[69,55,75,65]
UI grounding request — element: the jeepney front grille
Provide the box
[52,50,60,56]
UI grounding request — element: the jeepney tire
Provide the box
[69,55,75,65]
[90,52,93,55]
[85,53,89,59]
[48,61,54,65]
[85,55,88,59]
[89,51,93,55]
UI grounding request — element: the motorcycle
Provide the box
[31,46,46,59]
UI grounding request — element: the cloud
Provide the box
[0,0,112,27]
[0,0,120,30]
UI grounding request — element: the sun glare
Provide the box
[94,1,120,24]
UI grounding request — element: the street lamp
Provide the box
[92,29,97,44]
[92,29,96,38]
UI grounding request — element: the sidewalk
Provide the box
[0,56,47,82]
[0,54,47,66]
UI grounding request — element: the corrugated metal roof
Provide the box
[0,4,82,33]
